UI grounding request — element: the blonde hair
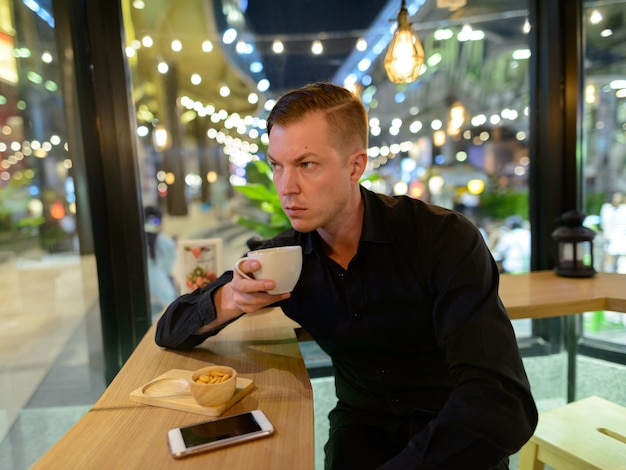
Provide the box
[267,82,368,153]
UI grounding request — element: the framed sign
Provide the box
[177,238,223,294]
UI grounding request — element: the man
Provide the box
[156,82,538,469]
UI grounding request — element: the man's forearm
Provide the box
[155,272,234,348]
[195,283,244,334]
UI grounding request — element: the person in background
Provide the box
[600,191,626,273]
[144,206,178,321]
[211,174,230,220]
[494,215,531,274]
[155,82,537,469]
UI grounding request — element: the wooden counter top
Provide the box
[500,271,626,319]
[33,309,313,470]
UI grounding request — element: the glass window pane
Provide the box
[582,0,626,345]
[0,0,102,465]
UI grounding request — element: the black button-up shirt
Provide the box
[156,187,538,468]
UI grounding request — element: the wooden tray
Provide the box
[130,369,254,417]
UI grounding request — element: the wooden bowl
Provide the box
[189,365,237,407]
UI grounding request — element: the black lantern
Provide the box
[552,210,596,278]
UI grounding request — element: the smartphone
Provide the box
[167,410,275,458]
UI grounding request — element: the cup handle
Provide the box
[234,257,255,280]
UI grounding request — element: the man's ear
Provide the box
[349,150,367,183]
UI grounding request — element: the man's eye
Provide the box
[302,162,315,169]
[268,161,278,169]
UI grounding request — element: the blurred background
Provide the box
[1,0,626,468]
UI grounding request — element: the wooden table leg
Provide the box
[518,440,544,470]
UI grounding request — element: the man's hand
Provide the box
[195,259,291,335]
[224,258,291,313]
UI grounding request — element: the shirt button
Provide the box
[391,398,400,405]
[380,369,389,375]
[338,273,344,279]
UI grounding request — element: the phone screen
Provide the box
[180,413,263,448]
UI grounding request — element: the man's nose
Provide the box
[278,167,299,195]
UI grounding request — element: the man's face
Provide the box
[267,112,361,234]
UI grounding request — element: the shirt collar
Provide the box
[359,186,392,244]
[301,186,392,257]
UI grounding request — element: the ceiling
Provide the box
[213,0,390,93]
[126,0,528,120]
[125,0,626,147]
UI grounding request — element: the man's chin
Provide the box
[289,219,315,233]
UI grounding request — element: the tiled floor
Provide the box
[0,305,102,469]
[0,251,100,447]
[2,205,626,469]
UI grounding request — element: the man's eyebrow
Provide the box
[293,152,317,163]
[267,151,317,163]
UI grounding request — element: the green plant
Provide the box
[233,160,291,239]
[585,191,606,217]
[479,188,529,221]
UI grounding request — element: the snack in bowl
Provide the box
[189,365,237,407]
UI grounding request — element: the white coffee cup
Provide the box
[234,245,303,295]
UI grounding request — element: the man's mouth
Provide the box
[284,205,305,217]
